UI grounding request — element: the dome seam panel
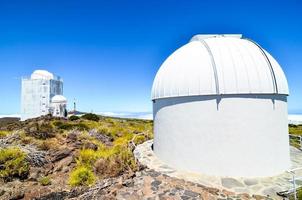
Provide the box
[244,38,278,94]
[197,39,220,95]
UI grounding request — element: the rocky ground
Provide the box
[0,116,273,200]
[1,168,268,200]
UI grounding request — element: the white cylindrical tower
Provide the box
[151,34,290,177]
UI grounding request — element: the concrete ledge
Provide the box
[134,140,302,199]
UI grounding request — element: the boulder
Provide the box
[88,129,113,146]
[51,149,73,162]
[28,167,41,181]
[67,131,79,142]
[83,142,98,151]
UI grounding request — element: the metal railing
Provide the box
[286,167,302,200]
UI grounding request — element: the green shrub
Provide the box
[38,138,59,151]
[289,126,302,135]
[290,137,301,149]
[95,145,137,177]
[25,122,55,139]
[0,130,12,138]
[76,123,90,131]
[39,176,51,186]
[81,113,100,122]
[69,166,96,186]
[19,131,34,145]
[289,124,298,128]
[53,121,89,131]
[69,115,80,121]
[0,147,29,181]
[77,149,99,166]
[133,135,146,145]
[289,188,302,200]
[39,123,54,133]
[53,121,71,130]
[98,127,110,136]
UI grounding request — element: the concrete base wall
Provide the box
[153,94,290,177]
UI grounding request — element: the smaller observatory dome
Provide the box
[51,95,67,103]
[31,70,54,80]
[51,95,67,118]
[152,34,289,100]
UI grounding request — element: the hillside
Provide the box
[1,114,299,199]
[0,117,20,127]
[0,114,153,199]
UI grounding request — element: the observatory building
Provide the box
[151,34,290,177]
[21,70,67,120]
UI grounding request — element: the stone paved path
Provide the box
[115,169,266,200]
[68,168,268,200]
[134,140,302,199]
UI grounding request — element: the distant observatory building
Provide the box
[152,34,290,177]
[21,70,67,120]
[50,95,68,118]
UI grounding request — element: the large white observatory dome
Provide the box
[152,34,290,177]
[152,34,288,99]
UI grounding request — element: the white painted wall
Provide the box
[153,94,290,177]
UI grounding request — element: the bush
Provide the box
[69,115,80,121]
[81,113,100,122]
[77,149,99,166]
[290,188,302,200]
[0,130,12,138]
[95,145,137,178]
[25,122,55,139]
[133,135,146,145]
[39,176,51,186]
[38,138,59,151]
[53,121,71,130]
[53,121,89,131]
[289,126,302,135]
[19,131,33,145]
[0,147,29,181]
[289,124,298,128]
[69,166,95,187]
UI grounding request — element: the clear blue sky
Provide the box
[0,0,301,114]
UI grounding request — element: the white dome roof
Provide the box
[151,34,289,100]
[31,70,54,80]
[51,95,67,103]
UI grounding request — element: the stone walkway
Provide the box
[134,140,302,199]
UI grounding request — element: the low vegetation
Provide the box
[69,115,80,121]
[24,121,55,139]
[67,115,152,186]
[37,138,60,151]
[69,166,96,186]
[0,130,12,138]
[2,115,302,198]
[289,124,302,148]
[0,113,153,195]
[289,188,302,200]
[289,124,302,135]
[81,113,100,122]
[53,121,89,131]
[0,147,29,181]
[39,176,51,186]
